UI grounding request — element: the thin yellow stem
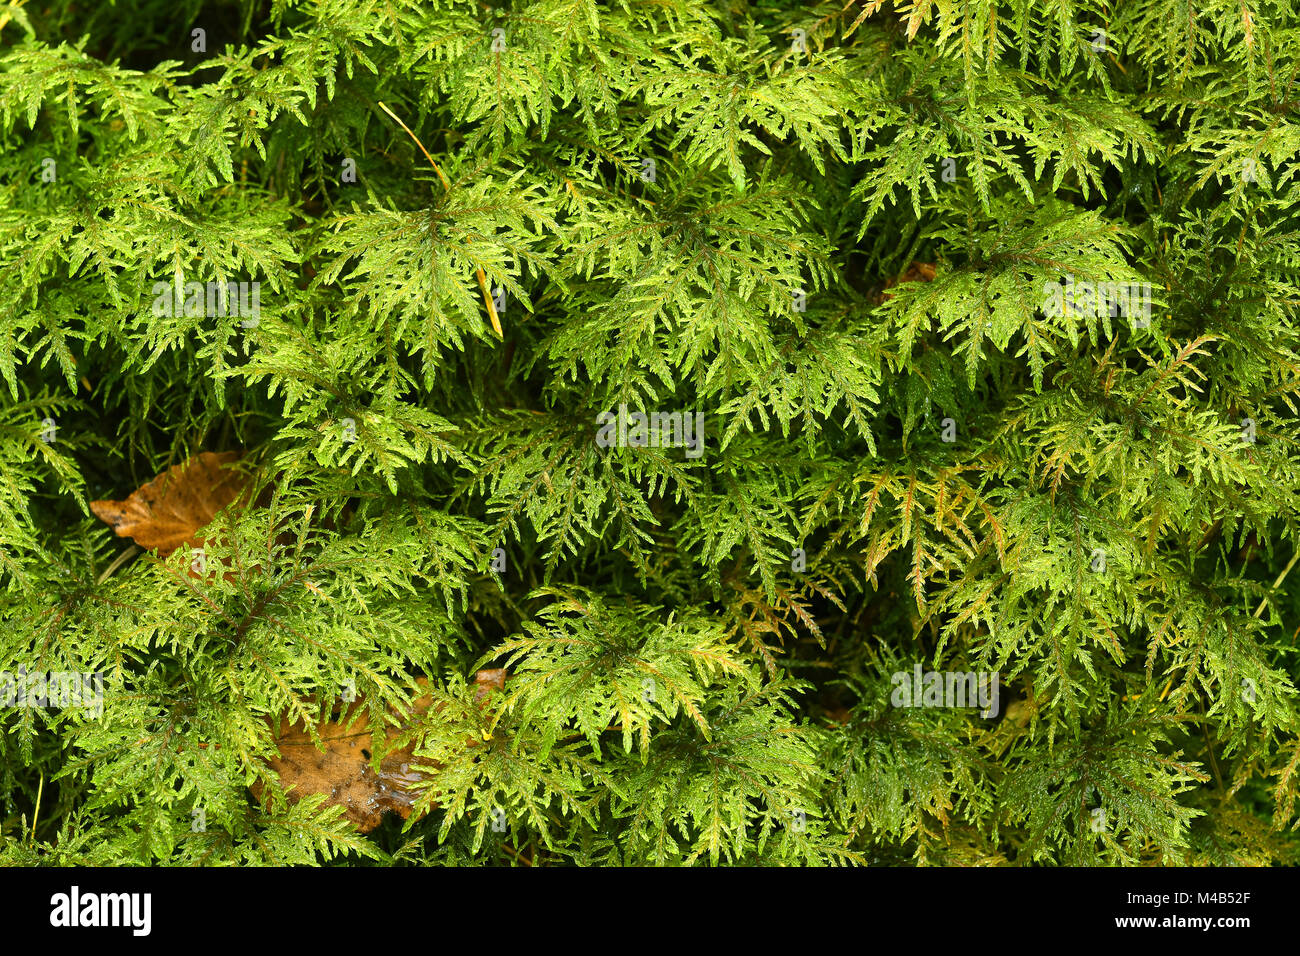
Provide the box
[377,101,503,339]
[30,772,43,847]
[1253,548,1300,619]
[378,101,450,191]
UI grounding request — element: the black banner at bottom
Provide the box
[0,865,1280,945]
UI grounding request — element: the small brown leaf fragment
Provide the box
[880,261,938,302]
[252,700,422,833]
[473,668,508,702]
[253,670,509,833]
[824,705,852,725]
[90,451,249,557]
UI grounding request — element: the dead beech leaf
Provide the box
[254,699,423,833]
[253,669,508,833]
[883,260,935,293]
[90,451,249,557]
[473,668,507,702]
[824,705,852,725]
[880,260,937,302]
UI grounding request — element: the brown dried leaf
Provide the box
[823,705,852,725]
[880,261,938,302]
[253,698,425,833]
[473,668,507,701]
[89,451,249,557]
[253,670,508,833]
